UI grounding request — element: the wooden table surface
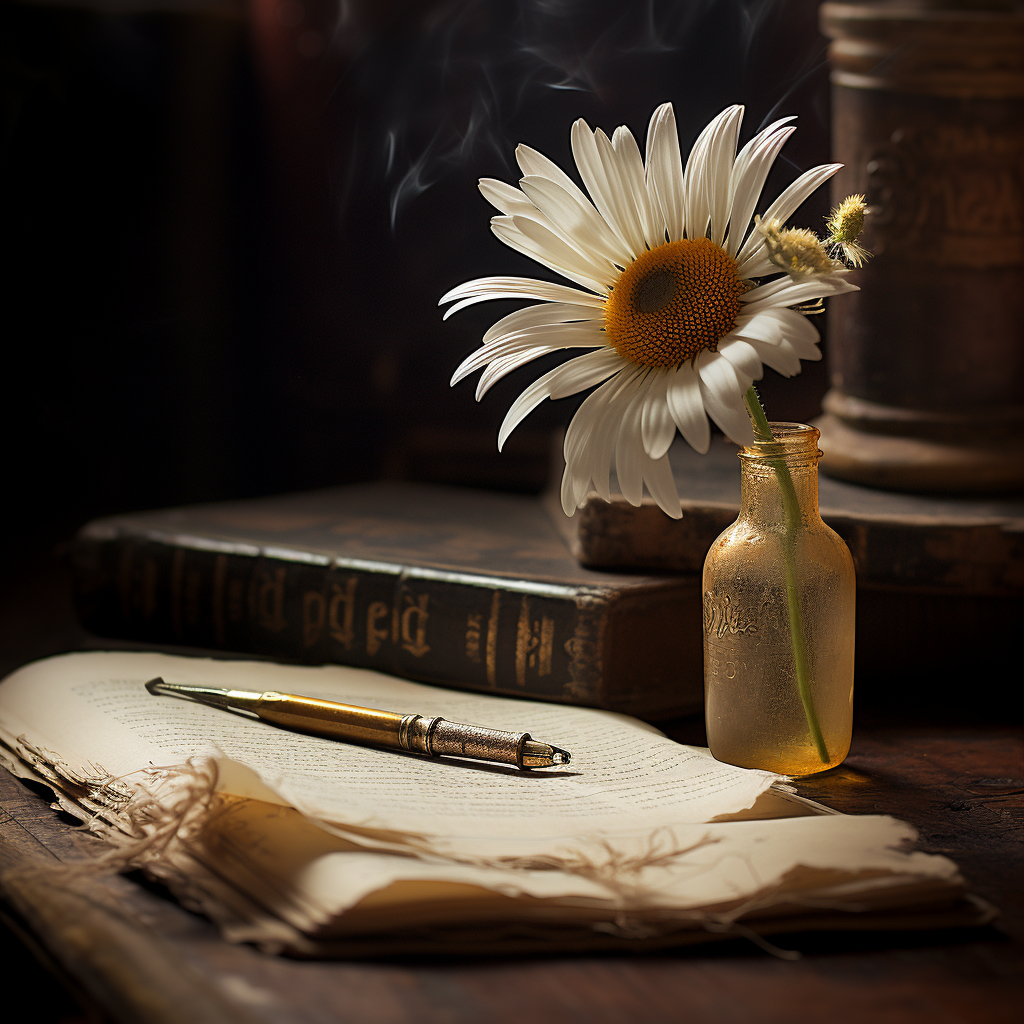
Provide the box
[2,720,1021,1024]
[1,533,1021,1024]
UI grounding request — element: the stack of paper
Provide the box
[0,652,989,955]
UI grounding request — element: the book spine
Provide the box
[71,528,629,707]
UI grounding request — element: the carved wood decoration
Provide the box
[817,2,1024,492]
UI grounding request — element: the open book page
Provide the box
[0,651,782,856]
[0,652,985,953]
[194,793,965,936]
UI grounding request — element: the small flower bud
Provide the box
[756,216,841,279]
[825,195,870,268]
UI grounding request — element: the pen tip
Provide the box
[144,677,165,696]
[550,746,571,766]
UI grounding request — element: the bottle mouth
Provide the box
[738,422,823,462]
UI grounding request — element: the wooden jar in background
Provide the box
[817,1,1024,493]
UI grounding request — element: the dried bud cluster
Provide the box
[757,217,841,278]
[757,195,871,279]
[825,194,870,268]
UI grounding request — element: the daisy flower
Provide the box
[442,103,858,518]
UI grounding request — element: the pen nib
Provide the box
[521,740,571,769]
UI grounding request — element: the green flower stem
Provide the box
[743,387,829,764]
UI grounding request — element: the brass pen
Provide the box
[144,678,571,770]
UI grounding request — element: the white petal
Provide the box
[515,144,593,210]
[738,274,796,305]
[519,175,631,267]
[788,335,823,361]
[745,338,806,377]
[736,251,778,280]
[731,311,785,345]
[644,452,682,519]
[729,117,794,187]
[501,369,561,456]
[509,214,619,285]
[570,120,637,259]
[452,339,558,387]
[585,374,633,503]
[595,128,646,257]
[681,114,719,240]
[736,162,842,264]
[492,218,610,294]
[640,370,677,459]
[645,103,684,242]
[614,377,648,506]
[440,276,606,313]
[613,124,664,251]
[480,181,608,263]
[482,301,603,344]
[758,306,821,345]
[703,105,744,247]
[475,347,550,400]
[452,321,604,385]
[718,337,764,382]
[561,373,623,511]
[547,347,624,400]
[698,350,757,446]
[498,349,624,450]
[572,368,643,506]
[560,462,583,517]
[665,362,711,454]
[741,274,857,315]
[726,123,795,257]
[478,178,535,217]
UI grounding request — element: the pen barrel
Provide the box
[254,693,533,768]
[405,717,530,769]
[255,693,406,747]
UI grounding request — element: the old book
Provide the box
[70,482,703,721]
[543,436,1024,689]
[0,652,988,956]
[548,436,1024,596]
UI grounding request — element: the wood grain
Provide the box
[2,725,1021,1024]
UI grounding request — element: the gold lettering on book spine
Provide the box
[538,617,554,677]
[328,578,358,650]
[255,567,288,633]
[400,593,430,657]
[465,613,483,664]
[516,598,556,687]
[302,590,326,647]
[485,590,500,687]
[364,592,430,658]
[515,599,532,688]
[366,601,389,656]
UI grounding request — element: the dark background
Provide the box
[0,0,833,676]
[0,6,1017,1016]
[1,0,831,526]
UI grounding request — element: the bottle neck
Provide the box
[737,423,822,527]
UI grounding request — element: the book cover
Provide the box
[551,436,1024,596]
[71,483,702,720]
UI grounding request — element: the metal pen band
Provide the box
[398,714,531,768]
[397,714,442,756]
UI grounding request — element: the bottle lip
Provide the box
[737,422,823,462]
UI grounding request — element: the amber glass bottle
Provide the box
[703,424,855,776]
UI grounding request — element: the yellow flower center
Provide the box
[604,237,745,367]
